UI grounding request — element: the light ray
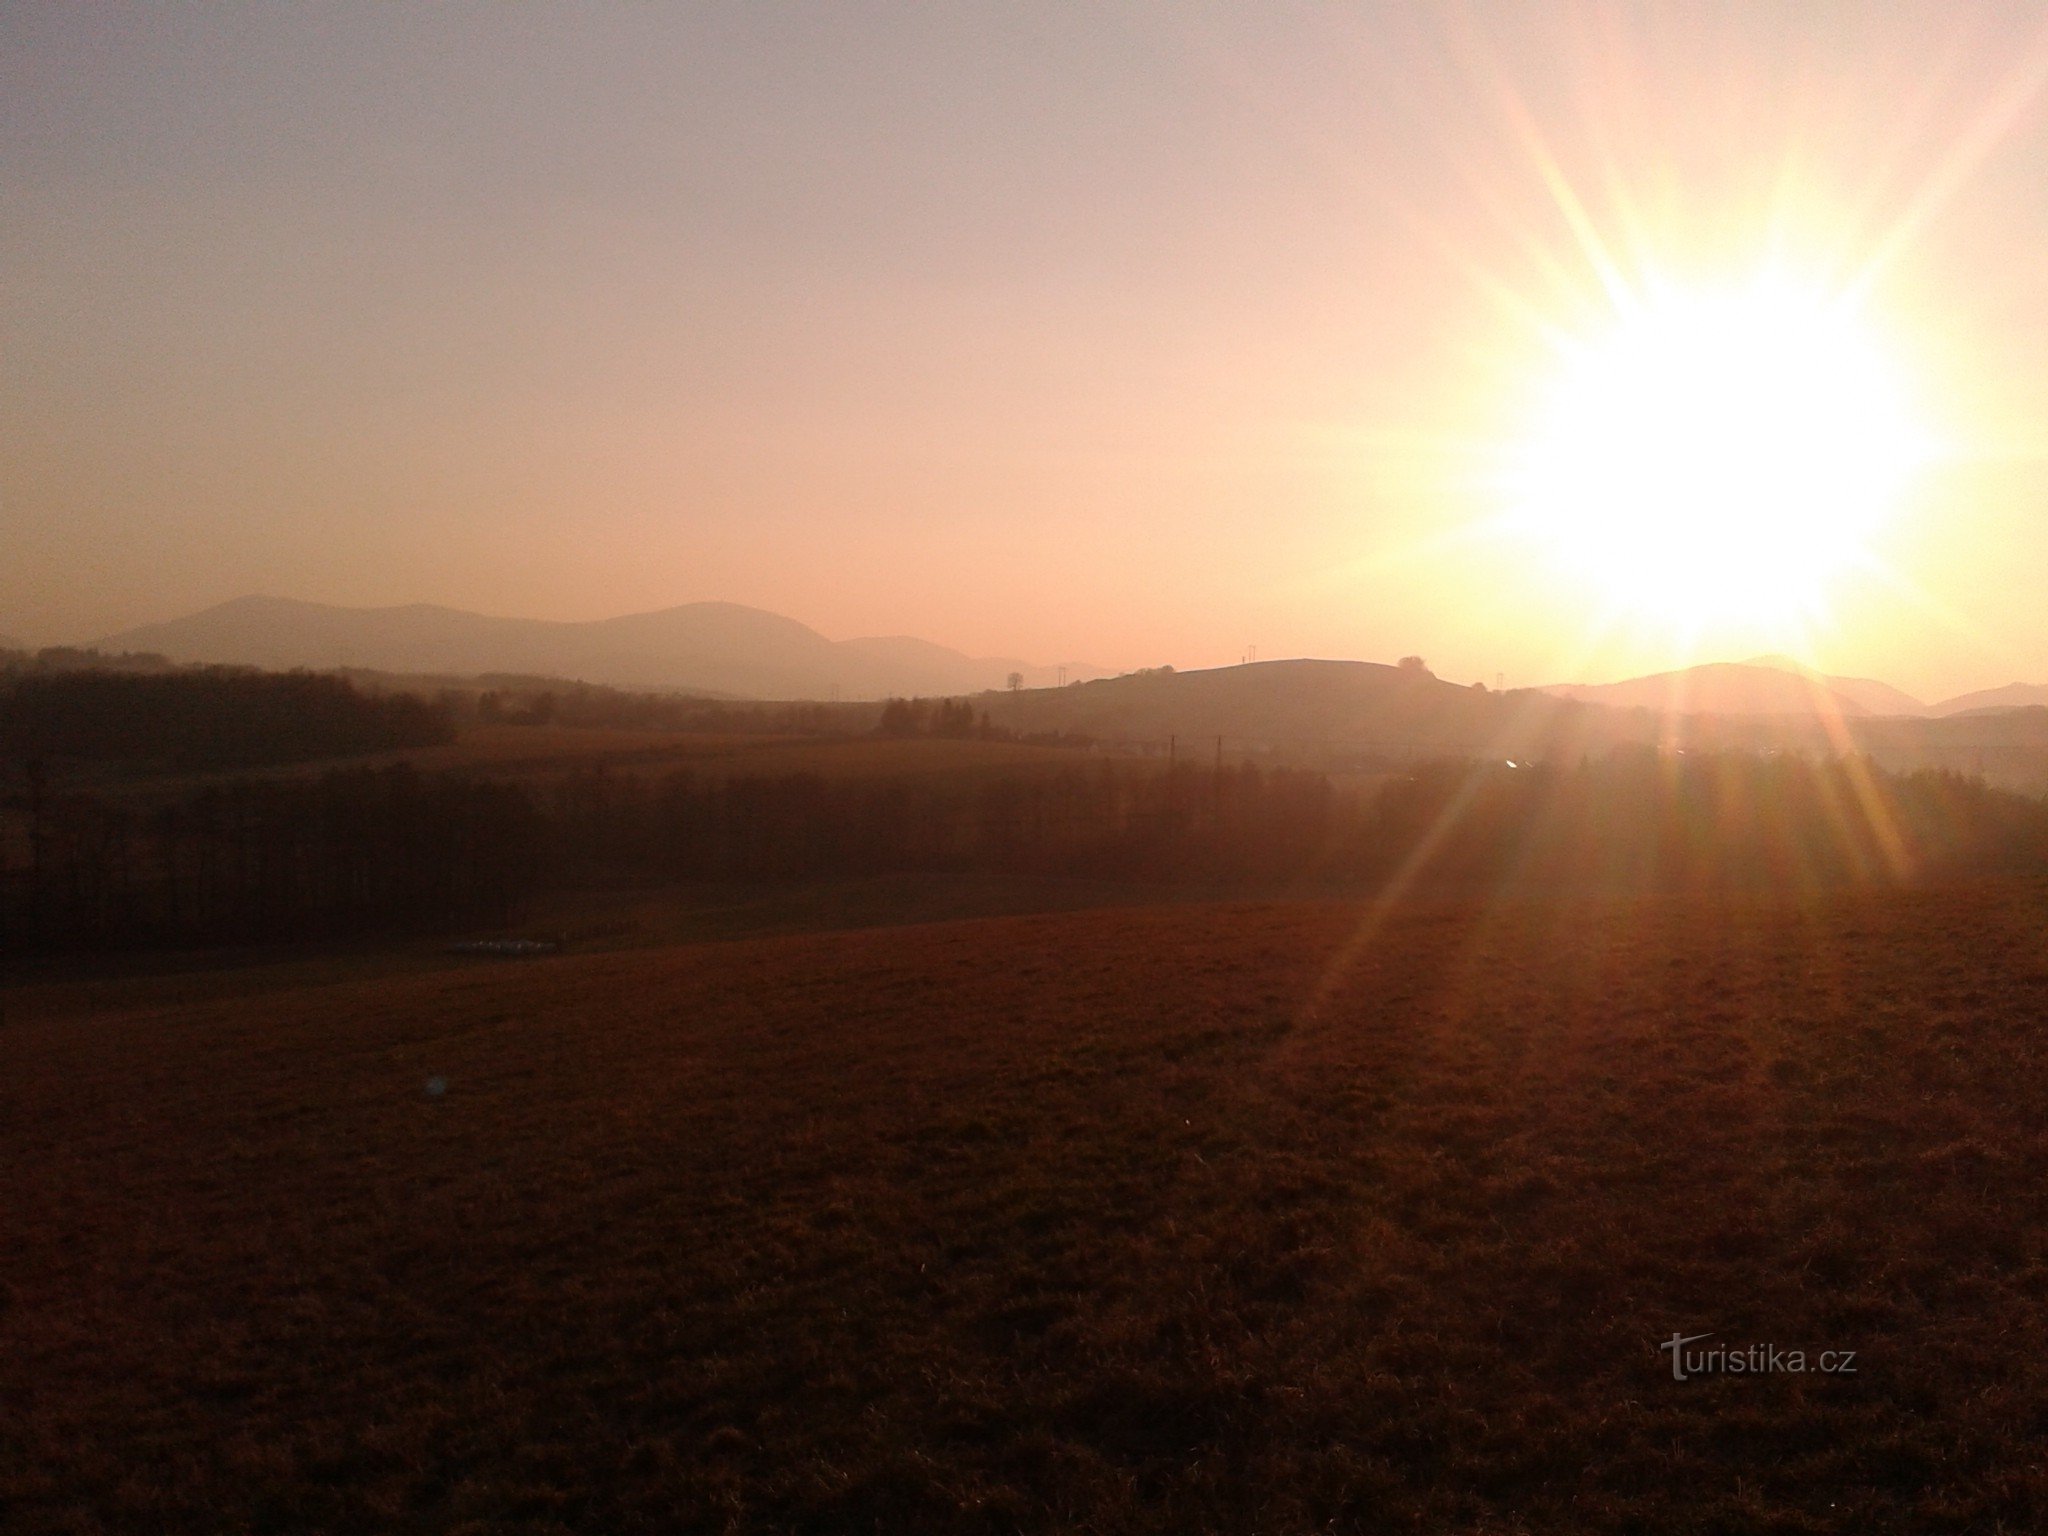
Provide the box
[1845,17,2048,303]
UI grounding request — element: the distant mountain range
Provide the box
[36,606,2048,793]
[1544,657,2041,719]
[1930,682,2048,716]
[93,596,1104,701]
[64,595,2048,727]
[1545,661,1911,718]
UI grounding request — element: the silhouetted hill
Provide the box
[1544,658,2048,726]
[95,596,1098,700]
[1815,675,1930,716]
[971,658,2048,794]
[980,659,1610,761]
[1741,656,1931,717]
[1929,683,2048,716]
[1544,661,1881,717]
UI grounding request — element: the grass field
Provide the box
[12,880,2048,1532]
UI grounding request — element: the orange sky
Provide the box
[9,3,2048,700]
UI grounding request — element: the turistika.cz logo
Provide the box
[1659,1332,1857,1381]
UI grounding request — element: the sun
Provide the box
[1500,271,1934,634]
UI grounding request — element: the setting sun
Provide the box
[1502,273,1936,634]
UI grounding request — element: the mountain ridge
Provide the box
[1928,682,2048,717]
[78,598,2048,721]
[94,595,1103,701]
[1544,657,2048,719]
[1544,661,1882,718]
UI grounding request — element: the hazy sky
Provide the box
[9,2,2048,696]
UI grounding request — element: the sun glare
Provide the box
[1502,273,1934,634]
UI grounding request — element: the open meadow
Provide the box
[12,878,2048,1533]
[71,725,1123,800]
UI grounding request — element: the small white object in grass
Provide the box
[425,1076,447,1097]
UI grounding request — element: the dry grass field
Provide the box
[80,727,1120,803]
[12,880,2048,1532]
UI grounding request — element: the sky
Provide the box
[8,1,2048,699]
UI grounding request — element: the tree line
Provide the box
[9,746,2046,954]
[6,765,535,952]
[532,748,2047,892]
[0,668,452,770]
